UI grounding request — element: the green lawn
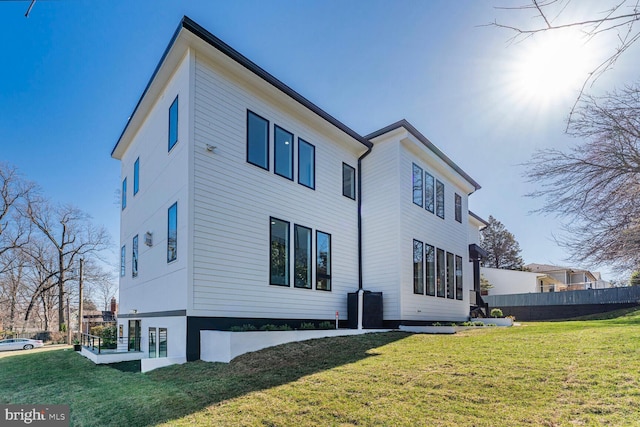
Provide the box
[1,310,640,426]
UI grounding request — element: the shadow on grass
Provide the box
[141,332,410,425]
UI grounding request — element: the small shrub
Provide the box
[276,324,292,331]
[487,323,497,327]
[462,321,474,326]
[449,322,458,327]
[472,321,485,327]
[432,322,442,327]
[229,326,243,332]
[299,322,316,330]
[490,308,504,318]
[318,321,334,330]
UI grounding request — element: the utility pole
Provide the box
[78,258,84,340]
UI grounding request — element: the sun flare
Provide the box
[509,30,594,106]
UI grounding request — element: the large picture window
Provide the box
[132,235,139,278]
[274,125,294,180]
[148,328,156,359]
[316,231,331,291]
[294,225,312,289]
[120,245,126,277]
[168,96,178,151]
[425,172,434,213]
[455,193,462,223]
[270,218,290,286]
[437,248,446,298]
[342,163,356,200]
[436,180,445,219]
[426,244,435,296]
[412,163,423,207]
[167,202,177,263]
[247,111,269,170]
[446,252,455,299]
[298,139,315,189]
[413,240,424,294]
[455,255,463,300]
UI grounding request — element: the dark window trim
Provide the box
[436,248,446,298]
[426,244,435,296]
[446,251,455,299]
[294,224,313,289]
[132,235,139,278]
[133,157,140,196]
[455,255,463,301]
[425,171,434,213]
[270,217,290,287]
[120,245,126,277]
[167,202,178,263]
[168,95,179,152]
[413,239,424,295]
[246,110,270,171]
[148,327,157,359]
[158,327,167,358]
[436,179,445,219]
[298,138,315,190]
[342,162,356,200]
[274,124,294,181]
[121,177,127,210]
[412,163,423,207]
[316,230,332,291]
[455,193,462,223]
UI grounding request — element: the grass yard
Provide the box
[1,310,640,426]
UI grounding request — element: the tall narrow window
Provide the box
[133,157,140,195]
[446,252,455,299]
[120,245,126,277]
[274,125,293,180]
[168,96,178,151]
[426,244,435,296]
[247,110,269,170]
[167,203,177,263]
[158,328,167,358]
[412,163,423,207]
[413,240,424,294]
[342,163,356,200]
[298,139,315,189]
[437,248,445,298]
[270,218,290,286]
[294,225,312,289]
[148,328,157,358]
[455,255,463,300]
[455,193,462,223]
[121,178,127,210]
[436,180,445,219]
[425,172,434,213]
[132,235,139,278]
[316,231,331,291]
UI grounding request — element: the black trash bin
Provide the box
[347,291,383,328]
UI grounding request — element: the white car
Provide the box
[0,338,44,351]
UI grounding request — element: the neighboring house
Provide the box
[111,17,485,364]
[481,264,609,296]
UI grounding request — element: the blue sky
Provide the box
[2,0,637,280]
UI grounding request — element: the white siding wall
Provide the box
[398,140,471,321]
[361,140,402,320]
[118,52,191,316]
[189,54,363,320]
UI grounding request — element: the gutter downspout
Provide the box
[357,145,373,330]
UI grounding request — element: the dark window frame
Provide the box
[455,193,462,223]
[274,125,294,180]
[120,245,126,277]
[425,171,434,213]
[133,157,140,196]
[426,244,435,296]
[436,180,445,219]
[413,239,424,295]
[436,248,446,298]
[412,163,423,207]
[270,217,290,287]
[121,177,127,210]
[246,110,270,170]
[158,328,167,358]
[168,95,179,152]
[455,255,463,301]
[316,230,332,291]
[446,252,455,299]
[298,138,315,189]
[167,202,178,263]
[294,224,312,289]
[148,327,157,359]
[132,235,139,278]
[342,163,356,200]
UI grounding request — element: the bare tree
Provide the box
[25,199,111,331]
[490,0,640,110]
[526,84,640,270]
[0,163,34,273]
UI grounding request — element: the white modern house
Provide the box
[110,17,485,365]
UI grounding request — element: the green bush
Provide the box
[462,321,474,326]
[490,308,504,318]
[472,321,485,327]
[432,322,442,327]
[318,321,334,330]
[299,322,316,330]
